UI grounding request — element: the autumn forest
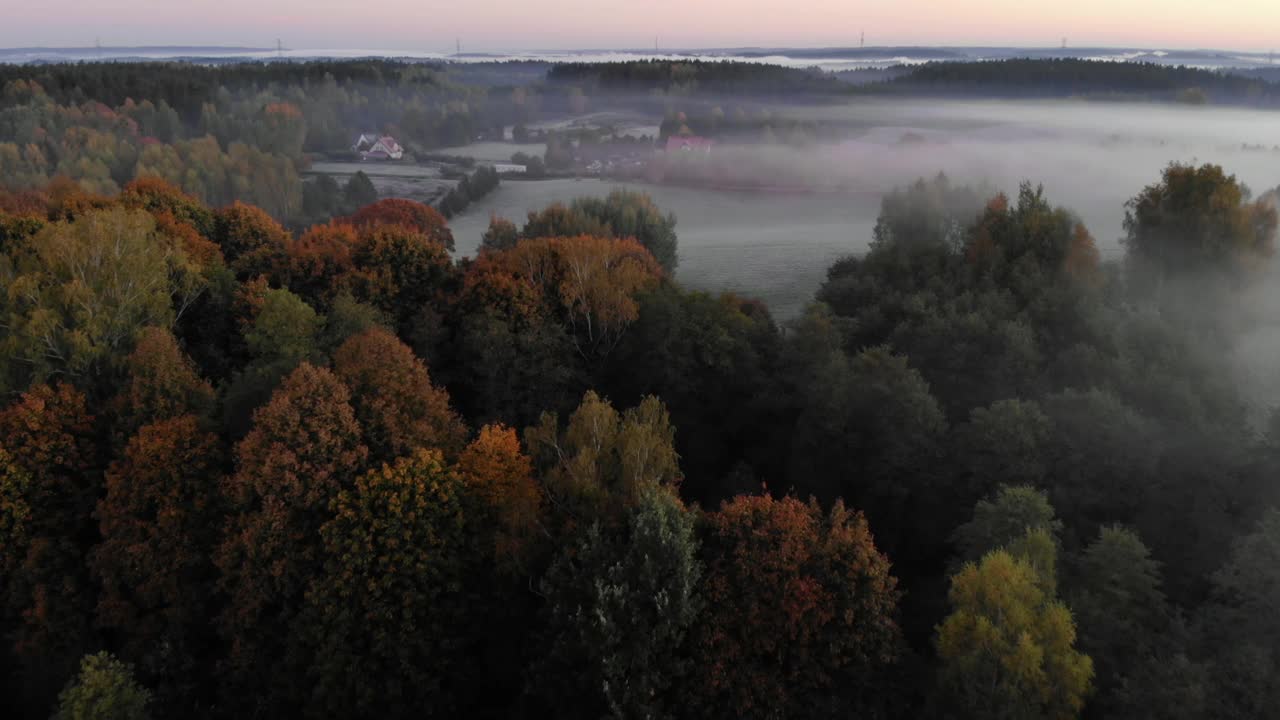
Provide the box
[1,58,1280,720]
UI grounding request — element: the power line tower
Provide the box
[276,38,283,58]
[860,31,865,49]
[456,38,461,56]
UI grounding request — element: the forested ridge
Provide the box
[2,58,1280,720]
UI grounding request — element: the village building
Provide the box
[665,135,714,155]
[353,133,404,160]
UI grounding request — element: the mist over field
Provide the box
[453,97,1280,317]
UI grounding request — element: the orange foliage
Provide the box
[351,223,456,322]
[91,415,224,662]
[1064,223,1102,286]
[280,222,359,305]
[332,328,468,463]
[217,363,367,671]
[44,176,114,221]
[109,327,215,444]
[693,494,901,717]
[0,383,99,674]
[340,198,454,250]
[456,424,542,569]
[474,235,662,355]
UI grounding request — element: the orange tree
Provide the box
[90,415,224,710]
[331,327,468,464]
[0,383,100,713]
[215,363,367,711]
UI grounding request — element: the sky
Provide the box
[3,0,1278,52]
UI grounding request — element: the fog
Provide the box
[451,97,1279,320]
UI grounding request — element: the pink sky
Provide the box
[4,0,1278,51]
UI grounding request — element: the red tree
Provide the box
[692,494,902,717]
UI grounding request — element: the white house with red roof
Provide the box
[353,133,404,160]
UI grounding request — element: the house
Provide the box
[353,133,404,161]
[665,135,714,155]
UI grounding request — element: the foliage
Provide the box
[296,449,474,718]
[691,494,903,717]
[332,327,467,463]
[90,416,224,704]
[936,546,1093,720]
[534,484,701,720]
[215,363,366,707]
[525,390,680,526]
[1,207,203,394]
[53,652,151,720]
[455,424,542,570]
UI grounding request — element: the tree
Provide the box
[90,416,224,705]
[331,328,466,462]
[1,208,203,394]
[0,383,98,711]
[951,399,1052,505]
[491,235,662,359]
[534,485,701,720]
[1069,526,1174,717]
[1124,163,1277,296]
[211,202,289,278]
[53,652,151,720]
[936,546,1093,720]
[692,494,902,718]
[108,327,214,445]
[215,363,367,709]
[952,485,1062,568]
[277,222,358,309]
[524,391,680,528]
[455,424,542,570]
[520,191,679,273]
[295,449,475,718]
[119,176,215,238]
[349,222,456,330]
[220,287,323,436]
[598,285,786,505]
[341,198,454,251]
[480,215,519,252]
[341,171,377,214]
[1199,509,1280,719]
[789,343,947,555]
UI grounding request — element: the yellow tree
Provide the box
[937,543,1093,720]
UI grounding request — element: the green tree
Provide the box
[53,652,151,720]
[953,485,1062,568]
[533,484,701,719]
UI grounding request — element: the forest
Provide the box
[1,58,1280,720]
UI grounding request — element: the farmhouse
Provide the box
[353,133,404,160]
